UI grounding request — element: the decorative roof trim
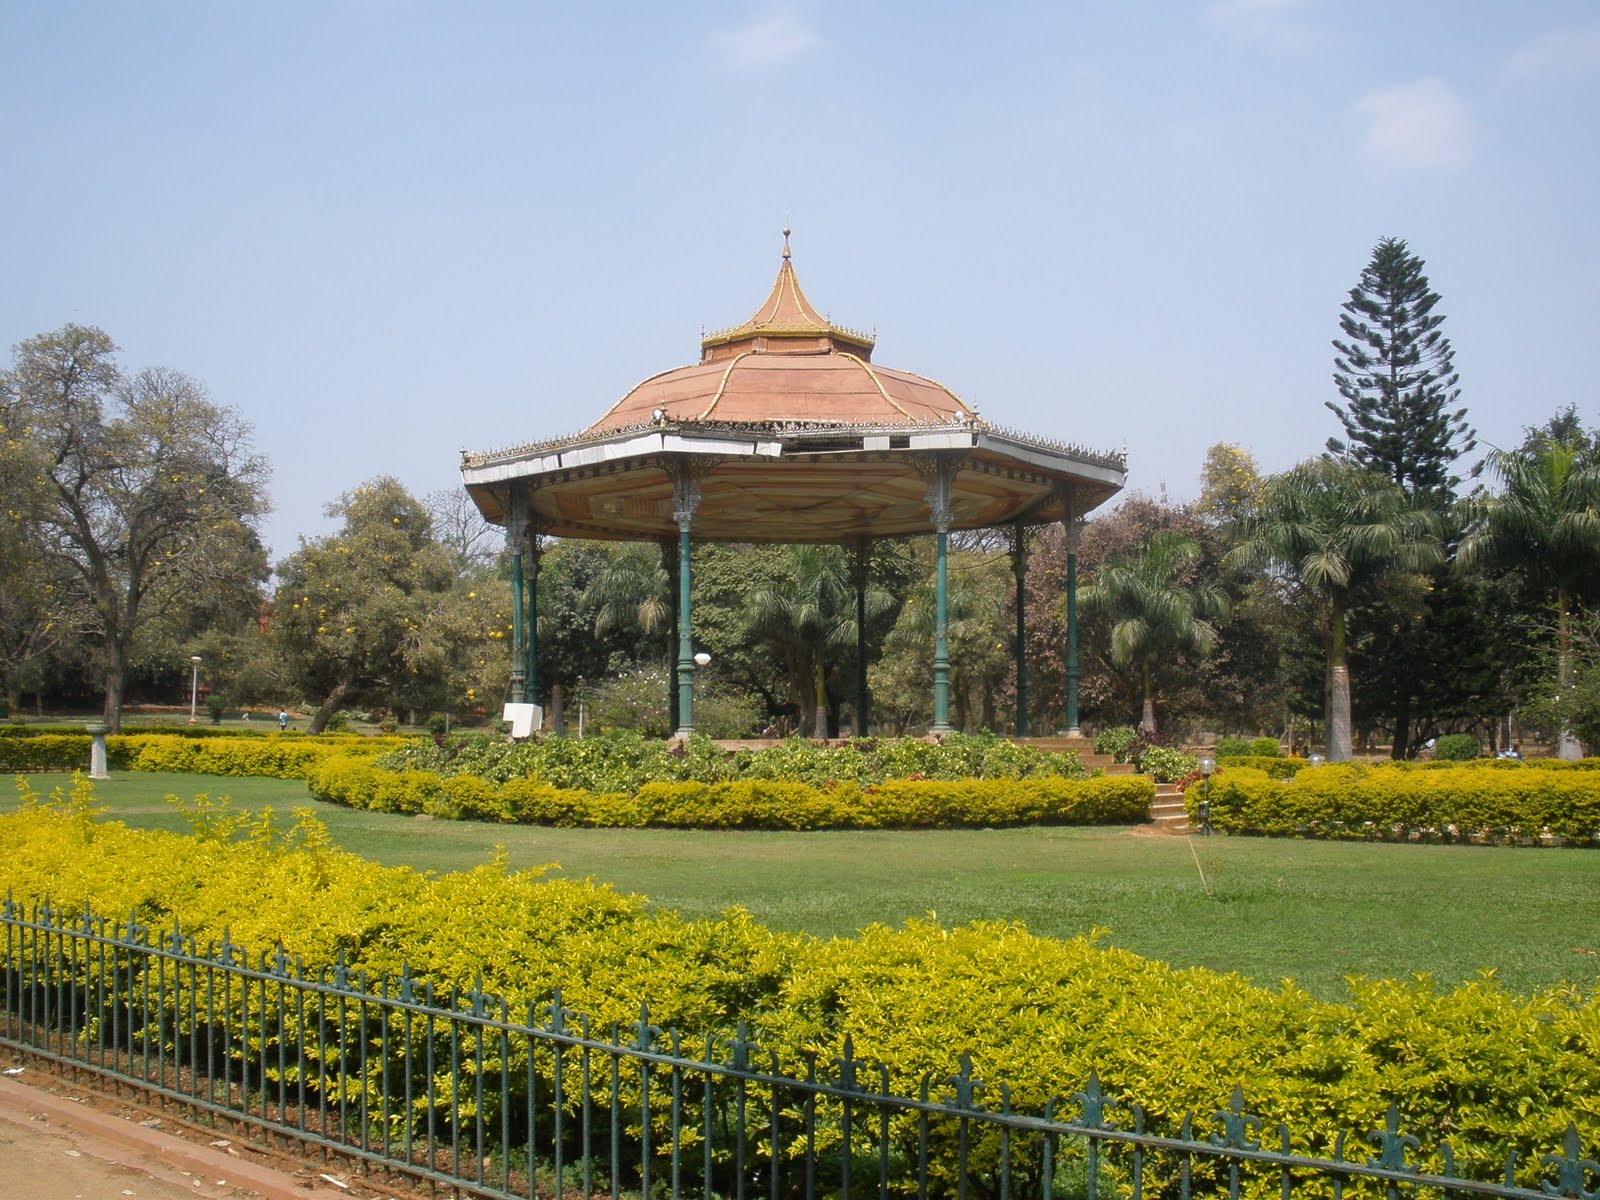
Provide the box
[837,352,913,420]
[462,417,1127,475]
[696,350,755,421]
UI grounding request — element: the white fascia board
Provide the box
[907,431,978,450]
[659,433,780,458]
[559,431,665,468]
[975,433,1126,488]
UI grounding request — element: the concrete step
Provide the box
[1149,782,1191,833]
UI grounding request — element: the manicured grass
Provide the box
[10,770,1600,1001]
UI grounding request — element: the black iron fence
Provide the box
[2,897,1595,1200]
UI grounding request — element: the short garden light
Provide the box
[1198,756,1215,835]
[1308,753,1326,767]
[693,651,711,668]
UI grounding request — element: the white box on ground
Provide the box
[502,703,542,738]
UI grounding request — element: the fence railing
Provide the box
[2,898,1595,1200]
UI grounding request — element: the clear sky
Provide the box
[5,1,1596,562]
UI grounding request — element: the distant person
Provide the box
[241,711,251,723]
[278,709,289,732]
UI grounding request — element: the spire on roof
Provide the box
[700,229,876,361]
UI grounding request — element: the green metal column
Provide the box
[853,538,870,737]
[674,524,694,736]
[506,494,528,706]
[526,539,539,704]
[924,457,956,735]
[932,526,952,733]
[672,467,701,739]
[509,549,526,704]
[1064,508,1082,737]
[1012,523,1029,738]
[662,536,679,734]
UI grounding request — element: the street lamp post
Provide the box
[188,655,203,724]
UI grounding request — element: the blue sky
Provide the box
[5,1,1597,561]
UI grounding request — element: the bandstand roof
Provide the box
[461,234,1125,543]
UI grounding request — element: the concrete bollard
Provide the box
[85,723,110,780]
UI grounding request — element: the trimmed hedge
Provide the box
[0,792,1596,1187]
[377,730,1093,793]
[1216,754,1308,779]
[2,732,400,778]
[306,754,1154,830]
[1194,763,1600,843]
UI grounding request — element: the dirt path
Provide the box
[0,1070,398,1200]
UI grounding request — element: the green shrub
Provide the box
[1,794,1597,1187]
[1194,762,1600,844]
[307,754,1152,830]
[1216,754,1306,780]
[1249,737,1282,757]
[376,730,1090,793]
[1,732,397,778]
[1093,725,1139,762]
[1433,733,1479,761]
[1212,737,1254,757]
[1136,744,1198,783]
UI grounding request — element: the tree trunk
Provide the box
[309,682,352,735]
[102,631,128,734]
[1327,600,1353,762]
[811,660,828,740]
[1139,660,1156,735]
[1558,588,1582,760]
[1391,692,1412,760]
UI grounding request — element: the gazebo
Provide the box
[461,230,1126,737]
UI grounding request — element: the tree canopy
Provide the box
[1327,237,1475,499]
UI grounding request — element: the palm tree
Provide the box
[1227,460,1441,761]
[1457,435,1600,759]
[1081,531,1228,736]
[583,543,670,639]
[748,544,892,738]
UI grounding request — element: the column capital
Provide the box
[671,462,706,531]
[915,455,959,532]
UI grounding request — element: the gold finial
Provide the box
[782,217,791,260]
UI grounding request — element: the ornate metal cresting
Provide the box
[920,456,959,733]
[672,464,703,737]
[4,898,1596,1200]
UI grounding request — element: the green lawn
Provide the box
[9,770,1600,1001]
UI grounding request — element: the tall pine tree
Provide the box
[1327,237,1475,499]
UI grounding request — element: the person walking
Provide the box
[277,709,289,732]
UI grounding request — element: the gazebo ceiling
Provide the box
[462,234,1126,543]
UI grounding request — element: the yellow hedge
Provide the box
[1194,763,1600,843]
[2,732,400,778]
[303,755,1154,830]
[1,789,1596,1188]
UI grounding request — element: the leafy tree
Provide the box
[1327,237,1475,498]
[1081,531,1227,735]
[6,325,268,730]
[1194,442,1265,526]
[274,477,469,732]
[1228,459,1442,761]
[1458,428,1600,758]
[879,544,1011,733]
[749,544,893,737]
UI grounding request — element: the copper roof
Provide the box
[585,238,972,435]
[461,232,1127,543]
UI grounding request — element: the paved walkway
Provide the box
[0,1070,384,1200]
